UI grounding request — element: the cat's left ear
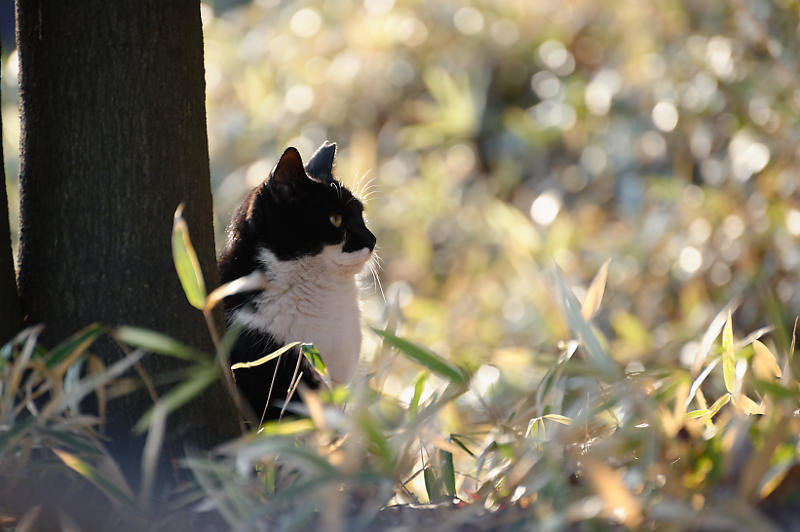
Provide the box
[304,141,336,184]
[267,147,309,198]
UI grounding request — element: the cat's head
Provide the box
[235,141,376,275]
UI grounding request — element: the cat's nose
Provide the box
[363,229,376,252]
[343,228,376,253]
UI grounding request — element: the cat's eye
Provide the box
[329,213,343,228]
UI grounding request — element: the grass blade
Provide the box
[45,323,105,370]
[115,326,207,362]
[230,342,300,370]
[172,203,207,310]
[551,265,620,380]
[52,448,141,512]
[370,328,465,384]
[581,259,610,321]
[134,366,218,433]
[722,311,735,393]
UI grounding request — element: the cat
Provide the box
[218,141,376,424]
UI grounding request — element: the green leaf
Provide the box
[301,343,327,376]
[708,393,731,416]
[46,323,105,369]
[440,450,456,497]
[551,265,620,380]
[449,434,475,457]
[409,372,427,417]
[53,448,141,512]
[423,466,443,503]
[134,366,218,433]
[172,203,207,309]
[686,409,711,419]
[259,418,315,436]
[370,328,465,384]
[230,342,300,371]
[115,326,206,362]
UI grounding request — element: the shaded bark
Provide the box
[15,1,239,478]
[0,41,22,345]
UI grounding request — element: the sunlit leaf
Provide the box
[409,372,427,417]
[259,418,315,436]
[371,328,465,384]
[581,259,610,321]
[230,342,300,371]
[686,358,719,408]
[172,203,207,309]
[737,395,765,416]
[205,270,269,312]
[708,393,731,416]
[686,409,711,419]
[52,449,140,511]
[552,265,620,380]
[722,311,735,393]
[752,340,782,379]
[692,301,737,373]
[543,414,572,425]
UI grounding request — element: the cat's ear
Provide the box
[304,141,336,184]
[267,147,308,198]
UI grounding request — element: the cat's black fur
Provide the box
[219,142,375,423]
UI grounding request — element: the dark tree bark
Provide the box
[15,1,239,478]
[0,41,22,345]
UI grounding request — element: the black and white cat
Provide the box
[219,141,376,423]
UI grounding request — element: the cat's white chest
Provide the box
[232,247,364,383]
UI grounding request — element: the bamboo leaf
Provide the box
[423,466,443,503]
[708,392,731,416]
[115,326,206,362]
[172,203,207,309]
[449,434,475,457]
[722,311,735,393]
[52,449,141,511]
[259,418,315,436]
[752,340,782,379]
[45,323,105,370]
[440,450,456,497]
[301,343,327,376]
[686,357,719,408]
[371,328,465,384]
[737,395,765,416]
[552,265,620,380]
[230,342,300,371]
[409,372,427,417]
[543,414,572,425]
[581,259,610,321]
[205,270,270,312]
[134,366,218,433]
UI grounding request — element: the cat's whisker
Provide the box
[369,261,386,303]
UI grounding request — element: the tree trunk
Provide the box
[0,40,22,345]
[15,1,239,479]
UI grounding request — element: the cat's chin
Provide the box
[323,245,372,273]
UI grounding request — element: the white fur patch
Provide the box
[232,244,371,384]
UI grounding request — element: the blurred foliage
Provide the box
[195,0,800,415]
[3,0,800,528]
